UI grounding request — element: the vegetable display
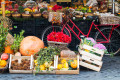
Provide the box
[34,46,60,73]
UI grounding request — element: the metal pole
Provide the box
[112,0,115,14]
[1,0,5,17]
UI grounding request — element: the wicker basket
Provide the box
[43,14,48,19]
[99,16,120,25]
[12,13,21,18]
[6,14,12,17]
[0,53,10,73]
[75,15,83,18]
[47,41,69,50]
[33,13,41,18]
[22,13,31,18]
[84,13,94,17]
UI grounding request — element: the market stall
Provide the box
[0,0,120,74]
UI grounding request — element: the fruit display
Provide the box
[0,53,9,68]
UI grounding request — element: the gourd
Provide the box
[4,46,14,54]
[20,36,44,56]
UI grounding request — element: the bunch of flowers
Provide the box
[93,44,106,50]
[47,31,71,43]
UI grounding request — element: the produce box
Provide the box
[32,55,57,74]
[9,55,33,73]
[56,0,71,2]
[79,44,104,72]
[55,55,79,74]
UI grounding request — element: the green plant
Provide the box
[0,22,9,53]
[34,46,60,72]
[18,6,24,13]
[11,30,25,53]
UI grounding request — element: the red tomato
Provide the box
[1,53,9,60]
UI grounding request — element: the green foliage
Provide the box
[18,6,24,13]
[34,46,60,72]
[0,22,9,53]
[11,30,25,53]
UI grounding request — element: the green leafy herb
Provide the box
[34,46,60,72]
[0,22,9,53]
[11,30,25,53]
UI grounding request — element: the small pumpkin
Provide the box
[0,60,7,67]
[39,65,45,70]
[4,46,14,54]
[57,64,63,70]
[20,36,44,56]
[71,60,77,69]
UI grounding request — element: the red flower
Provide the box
[47,31,71,43]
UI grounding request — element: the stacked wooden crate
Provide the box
[79,44,104,72]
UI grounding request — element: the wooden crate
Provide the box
[55,55,79,74]
[47,41,69,50]
[32,55,56,74]
[79,44,104,72]
[9,55,33,73]
[57,0,71,2]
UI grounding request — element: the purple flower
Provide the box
[86,37,96,44]
[93,44,106,50]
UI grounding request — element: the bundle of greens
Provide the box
[0,22,9,53]
[34,46,60,72]
[11,30,25,53]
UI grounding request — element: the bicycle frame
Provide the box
[61,19,120,44]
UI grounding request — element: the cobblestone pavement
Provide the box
[0,56,120,80]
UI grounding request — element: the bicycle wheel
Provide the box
[95,27,120,55]
[41,26,71,46]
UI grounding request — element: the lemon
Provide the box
[57,64,63,70]
[39,65,45,70]
[61,59,66,64]
[63,62,69,68]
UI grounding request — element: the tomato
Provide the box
[1,53,9,60]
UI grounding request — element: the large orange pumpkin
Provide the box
[4,46,14,54]
[20,36,44,56]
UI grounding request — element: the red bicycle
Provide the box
[42,18,120,55]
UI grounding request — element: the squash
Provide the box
[20,36,44,56]
[71,60,77,69]
[4,46,14,54]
